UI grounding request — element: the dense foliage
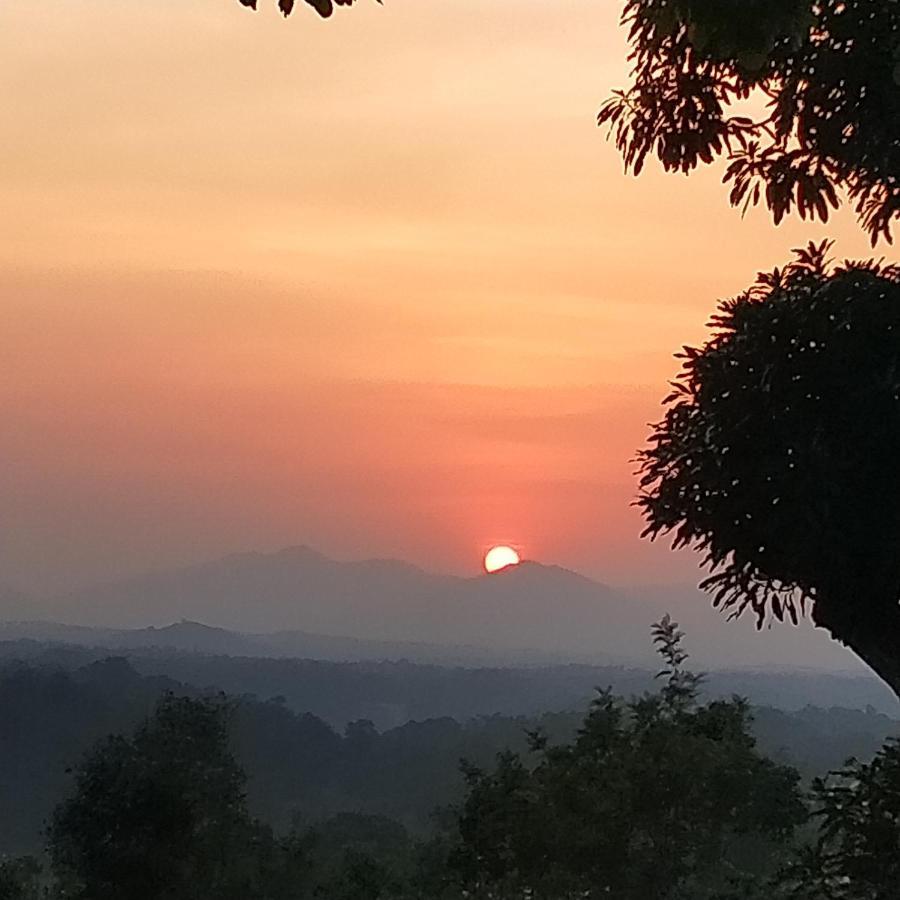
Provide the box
[600,0,900,243]
[3,625,900,898]
[0,858,42,900]
[638,242,900,696]
[776,740,900,900]
[47,695,304,900]
[41,695,420,900]
[1,650,896,859]
[450,618,805,900]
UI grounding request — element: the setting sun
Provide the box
[484,546,521,574]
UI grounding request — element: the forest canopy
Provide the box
[600,0,900,243]
[5,623,900,899]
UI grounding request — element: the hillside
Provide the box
[1,656,897,858]
[3,546,865,672]
[0,635,896,728]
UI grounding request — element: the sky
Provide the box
[0,0,882,595]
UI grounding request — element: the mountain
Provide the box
[0,636,896,728]
[256,628,580,666]
[47,548,632,652]
[97,621,266,656]
[0,619,590,667]
[32,546,870,671]
[0,620,261,656]
[51,545,452,630]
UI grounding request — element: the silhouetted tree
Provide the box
[775,739,900,899]
[450,618,805,900]
[3,653,897,860]
[237,0,377,19]
[599,0,900,243]
[638,241,900,698]
[0,858,42,900]
[47,694,303,900]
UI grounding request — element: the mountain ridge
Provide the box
[0,545,871,672]
[0,618,621,667]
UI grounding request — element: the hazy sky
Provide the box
[1,0,880,594]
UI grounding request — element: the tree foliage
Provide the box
[599,0,900,243]
[638,241,900,695]
[237,0,376,19]
[775,739,900,900]
[47,694,306,900]
[450,617,805,900]
[0,858,42,900]
[2,654,894,862]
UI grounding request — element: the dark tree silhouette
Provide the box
[599,0,900,244]
[237,0,377,19]
[47,694,300,900]
[775,739,900,899]
[451,618,804,900]
[638,241,900,698]
[0,858,41,900]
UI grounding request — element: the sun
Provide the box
[484,545,521,574]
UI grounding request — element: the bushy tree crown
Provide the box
[639,242,900,628]
[777,739,900,899]
[451,618,804,900]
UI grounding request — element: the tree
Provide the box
[47,694,306,900]
[298,814,413,900]
[237,0,376,19]
[599,0,900,244]
[638,241,900,699]
[775,739,900,899]
[449,618,805,900]
[0,858,42,900]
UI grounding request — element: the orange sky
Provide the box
[0,0,883,593]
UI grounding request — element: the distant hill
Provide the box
[43,547,643,658]
[1,655,897,858]
[0,620,270,658]
[0,619,588,667]
[11,545,872,671]
[0,633,896,727]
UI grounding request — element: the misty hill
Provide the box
[18,546,866,672]
[45,548,638,658]
[0,621,266,658]
[1,635,896,728]
[2,656,898,857]
[0,620,591,667]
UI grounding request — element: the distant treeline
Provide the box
[1,655,897,858]
[0,638,896,729]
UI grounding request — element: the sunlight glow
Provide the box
[484,545,521,574]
